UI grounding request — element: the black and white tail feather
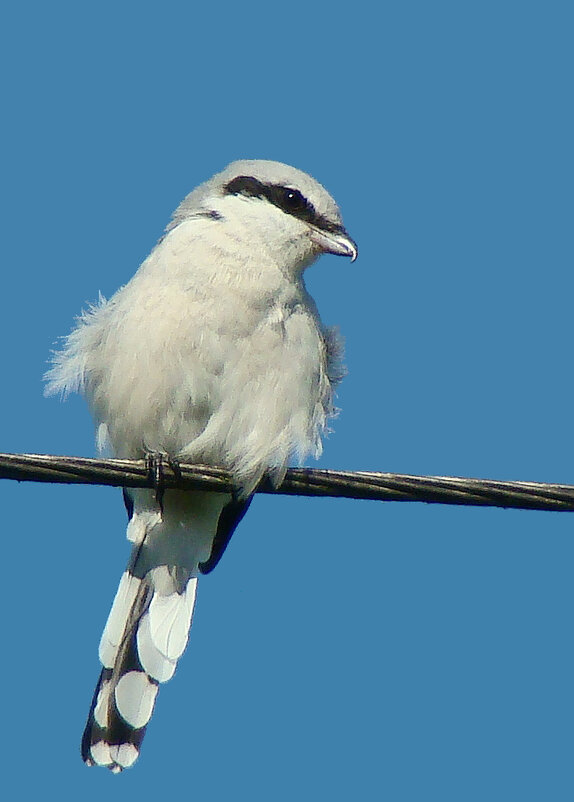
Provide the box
[81,488,229,772]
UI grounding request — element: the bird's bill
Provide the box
[309,226,358,262]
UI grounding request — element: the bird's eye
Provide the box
[280,188,307,212]
[269,185,318,223]
[225,179,317,223]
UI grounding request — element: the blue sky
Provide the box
[1,1,573,799]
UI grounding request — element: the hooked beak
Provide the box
[309,226,358,262]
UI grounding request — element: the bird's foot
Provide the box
[145,453,181,513]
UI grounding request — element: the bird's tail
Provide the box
[81,561,198,772]
[81,489,225,772]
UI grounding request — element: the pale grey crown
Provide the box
[167,159,344,233]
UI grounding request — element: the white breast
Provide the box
[72,217,336,491]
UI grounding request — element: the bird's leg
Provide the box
[166,454,182,484]
[146,452,166,514]
[145,452,183,514]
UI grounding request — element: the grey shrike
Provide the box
[45,160,357,772]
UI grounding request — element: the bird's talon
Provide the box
[146,453,166,513]
[167,456,182,482]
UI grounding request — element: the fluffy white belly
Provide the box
[46,218,340,491]
[86,278,332,490]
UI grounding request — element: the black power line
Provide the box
[1,452,573,512]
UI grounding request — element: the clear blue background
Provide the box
[1,1,573,799]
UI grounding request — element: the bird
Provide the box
[45,159,357,772]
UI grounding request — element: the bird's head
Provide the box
[170,160,357,273]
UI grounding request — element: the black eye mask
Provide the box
[224,175,344,234]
